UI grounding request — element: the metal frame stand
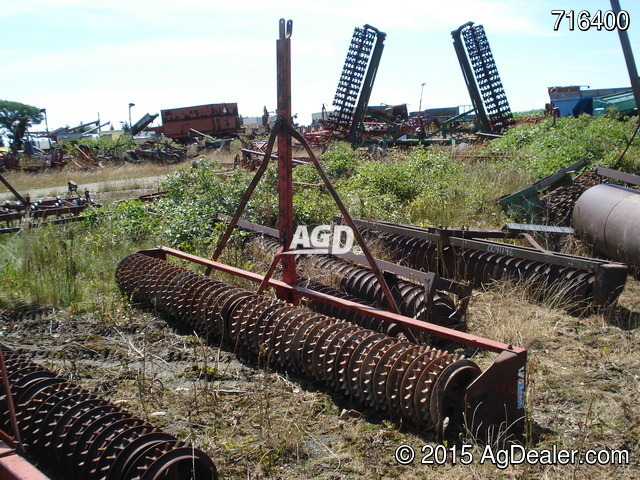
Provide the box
[208,19,399,313]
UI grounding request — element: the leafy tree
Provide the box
[0,100,44,133]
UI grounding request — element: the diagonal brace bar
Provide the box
[282,123,400,314]
[206,121,281,274]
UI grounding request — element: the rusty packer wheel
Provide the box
[370,342,413,410]
[354,336,397,403]
[0,344,218,480]
[309,322,353,383]
[429,359,481,436]
[116,252,482,437]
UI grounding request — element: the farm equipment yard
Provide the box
[1,6,640,480]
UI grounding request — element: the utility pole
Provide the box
[39,108,51,149]
[418,82,426,113]
[128,103,135,132]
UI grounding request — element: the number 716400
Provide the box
[551,9,630,31]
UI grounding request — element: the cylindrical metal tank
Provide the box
[573,183,640,266]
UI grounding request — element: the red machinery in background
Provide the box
[154,103,242,142]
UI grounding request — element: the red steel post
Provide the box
[276,19,297,303]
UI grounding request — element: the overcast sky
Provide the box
[2,0,639,130]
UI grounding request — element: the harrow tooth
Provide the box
[234,297,270,349]
[56,404,123,471]
[80,420,155,479]
[201,284,237,336]
[104,432,175,480]
[310,322,353,382]
[415,354,460,427]
[69,411,131,473]
[15,383,86,445]
[31,392,100,451]
[370,342,413,410]
[281,312,319,371]
[89,423,159,480]
[300,319,340,378]
[344,332,386,398]
[224,293,262,344]
[335,329,377,393]
[249,300,288,352]
[290,314,326,371]
[356,337,397,403]
[385,346,427,417]
[183,278,224,328]
[322,326,362,389]
[268,308,308,367]
[399,350,442,423]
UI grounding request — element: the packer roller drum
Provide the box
[115,252,480,435]
[573,183,640,267]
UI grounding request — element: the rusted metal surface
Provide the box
[253,230,468,331]
[159,103,241,141]
[345,217,628,308]
[540,170,600,225]
[116,19,527,442]
[0,344,217,480]
[573,183,640,267]
[0,180,97,235]
[277,19,297,302]
[0,437,52,480]
[116,250,526,439]
[123,142,186,164]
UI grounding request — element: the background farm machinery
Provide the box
[0,117,67,172]
[0,174,98,234]
[315,21,514,149]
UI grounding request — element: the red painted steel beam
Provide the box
[276,19,297,303]
[0,440,52,480]
[154,246,525,355]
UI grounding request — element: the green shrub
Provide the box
[483,115,640,177]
